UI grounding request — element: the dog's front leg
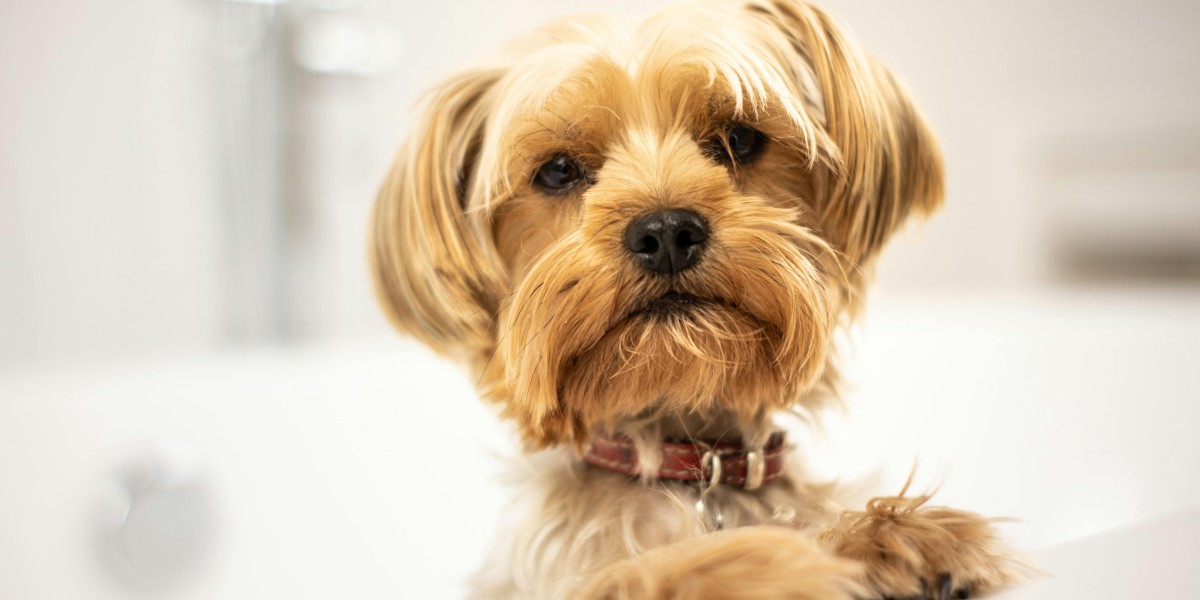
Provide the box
[579,526,862,600]
[819,494,1029,599]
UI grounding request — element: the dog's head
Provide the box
[371,0,942,448]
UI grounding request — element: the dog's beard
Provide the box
[497,202,840,447]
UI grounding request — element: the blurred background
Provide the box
[1,0,1197,598]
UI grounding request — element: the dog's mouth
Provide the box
[628,291,710,319]
[637,291,705,314]
[629,292,731,320]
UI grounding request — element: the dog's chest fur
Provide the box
[470,450,843,599]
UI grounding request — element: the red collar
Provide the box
[582,432,787,490]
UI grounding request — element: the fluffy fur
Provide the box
[370,1,1026,597]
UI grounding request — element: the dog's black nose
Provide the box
[624,209,708,275]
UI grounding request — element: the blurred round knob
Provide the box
[94,440,216,591]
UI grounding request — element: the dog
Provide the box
[370,1,1026,598]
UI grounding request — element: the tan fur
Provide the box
[820,492,1030,597]
[369,1,1027,598]
[583,527,864,600]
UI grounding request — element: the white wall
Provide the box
[833,0,1200,290]
[0,0,222,367]
[3,0,1198,369]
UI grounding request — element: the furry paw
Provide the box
[582,526,864,600]
[820,495,1029,599]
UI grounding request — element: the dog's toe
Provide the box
[880,573,971,600]
[935,573,972,600]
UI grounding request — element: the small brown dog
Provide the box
[371,1,1025,598]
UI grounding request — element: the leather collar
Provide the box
[582,432,787,490]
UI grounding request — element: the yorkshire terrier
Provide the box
[370,1,1026,598]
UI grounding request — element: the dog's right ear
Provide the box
[370,69,506,358]
[746,0,944,263]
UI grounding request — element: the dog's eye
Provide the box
[533,156,584,192]
[728,126,764,159]
[710,125,766,164]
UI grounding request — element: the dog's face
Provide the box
[371,1,942,448]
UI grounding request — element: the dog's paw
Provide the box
[582,526,864,600]
[820,495,1030,600]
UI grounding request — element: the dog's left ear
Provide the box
[748,0,944,262]
[370,69,506,359]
